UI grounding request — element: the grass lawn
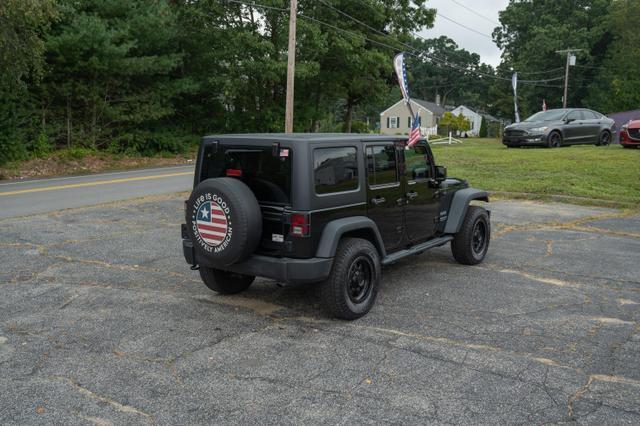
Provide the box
[430,138,640,208]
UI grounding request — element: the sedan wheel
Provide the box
[597,131,611,146]
[547,132,562,148]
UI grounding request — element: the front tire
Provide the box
[199,267,255,294]
[320,238,381,320]
[596,130,611,146]
[451,206,490,265]
[547,131,562,148]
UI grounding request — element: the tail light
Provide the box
[226,168,242,177]
[290,213,310,237]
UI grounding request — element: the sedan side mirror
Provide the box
[565,118,576,124]
[435,165,447,182]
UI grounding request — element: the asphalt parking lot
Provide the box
[1,195,639,424]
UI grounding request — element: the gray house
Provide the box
[380,99,446,136]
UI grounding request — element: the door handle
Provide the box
[371,196,386,205]
[406,191,418,200]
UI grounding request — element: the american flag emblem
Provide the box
[407,114,422,147]
[195,200,228,247]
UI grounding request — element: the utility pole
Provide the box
[284,0,297,133]
[556,49,582,108]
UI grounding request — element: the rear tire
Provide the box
[320,238,381,320]
[451,206,490,265]
[199,267,255,294]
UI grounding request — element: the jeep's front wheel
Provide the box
[199,267,255,294]
[320,238,381,320]
[451,206,490,265]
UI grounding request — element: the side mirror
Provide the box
[565,117,575,124]
[435,165,447,182]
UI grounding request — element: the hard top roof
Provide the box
[203,133,410,143]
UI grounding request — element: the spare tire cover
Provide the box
[186,177,262,266]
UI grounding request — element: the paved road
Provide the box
[1,195,639,424]
[0,166,194,219]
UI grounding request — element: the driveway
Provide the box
[1,196,639,424]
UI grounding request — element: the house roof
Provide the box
[452,105,477,115]
[413,99,446,116]
[481,113,501,122]
[380,99,445,116]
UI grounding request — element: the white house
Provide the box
[449,105,483,136]
[380,99,445,136]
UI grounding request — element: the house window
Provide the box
[388,116,399,129]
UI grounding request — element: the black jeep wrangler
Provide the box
[182,134,490,319]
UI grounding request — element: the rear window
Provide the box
[201,144,292,205]
[314,147,359,194]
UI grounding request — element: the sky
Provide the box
[418,0,510,67]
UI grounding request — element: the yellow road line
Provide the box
[0,172,192,196]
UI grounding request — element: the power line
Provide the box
[449,0,500,25]
[515,67,565,76]
[341,0,565,82]
[315,1,564,83]
[227,0,566,85]
[574,64,610,71]
[435,12,493,39]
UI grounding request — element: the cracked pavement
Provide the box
[1,195,639,424]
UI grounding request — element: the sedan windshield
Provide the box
[524,110,567,122]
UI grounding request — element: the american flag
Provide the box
[196,200,228,247]
[407,114,422,147]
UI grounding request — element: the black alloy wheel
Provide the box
[598,131,611,146]
[451,206,491,265]
[471,220,488,257]
[320,238,381,320]
[548,132,562,148]
[347,256,373,304]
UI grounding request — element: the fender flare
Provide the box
[443,188,489,234]
[315,216,386,258]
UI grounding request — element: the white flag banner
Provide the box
[512,72,520,123]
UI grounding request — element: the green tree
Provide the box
[456,113,471,134]
[440,111,470,134]
[586,0,640,113]
[41,0,193,152]
[410,36,493,108]
[479,116,487,138]
[493,0,613,113]
[0,0,58,164]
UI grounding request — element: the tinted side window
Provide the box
[566,111,582,121]
[583,111,598,119]
[404,146,432,181]
[366,144,398,187]
[314,147,359,194]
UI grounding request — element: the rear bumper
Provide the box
[182,236,333,285]
[502,134,547,146]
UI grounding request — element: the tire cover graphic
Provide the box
[191,193,233,253]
